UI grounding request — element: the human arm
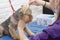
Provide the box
[29,0,55,11]
[17,20,49,40]
[17,20,29,40]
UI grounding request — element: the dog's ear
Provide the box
[25,8,32,15]
[19,8,24,16]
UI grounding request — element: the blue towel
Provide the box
[1,36,13,40]
[27,22,48,34]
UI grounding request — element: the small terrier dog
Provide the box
[0,5,33,40]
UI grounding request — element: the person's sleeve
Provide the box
[43,24,60,38]
[29,32,49,40]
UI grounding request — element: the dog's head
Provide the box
[18,5,33,23]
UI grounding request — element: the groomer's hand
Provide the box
[29,0,43,6]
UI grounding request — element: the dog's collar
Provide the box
[13,14,19,21]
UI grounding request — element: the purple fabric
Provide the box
[30,18,60,40]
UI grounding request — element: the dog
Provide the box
[0,5,32,40]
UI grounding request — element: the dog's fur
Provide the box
[0,7,32,40]
[0,8,21,40]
